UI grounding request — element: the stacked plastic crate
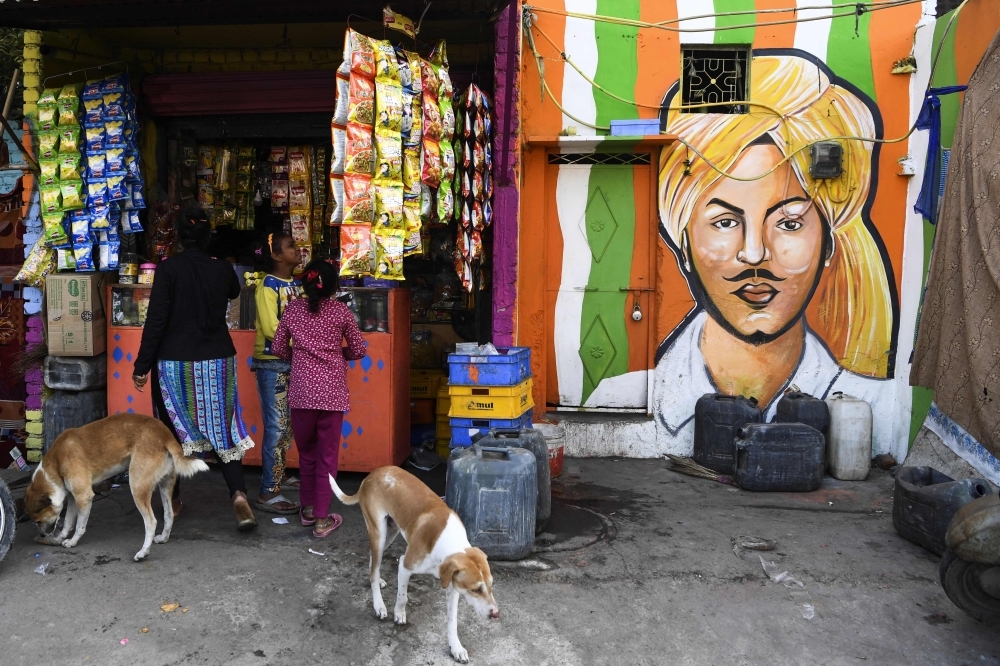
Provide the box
[447,347,533,450]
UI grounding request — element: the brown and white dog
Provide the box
[330,467,499,663]
[25,413,208,561]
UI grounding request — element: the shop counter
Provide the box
[106,285,410,472]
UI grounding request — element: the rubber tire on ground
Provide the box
[939,549,1000,624]
[0,479,15,567]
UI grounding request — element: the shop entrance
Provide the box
[544,153,655,411]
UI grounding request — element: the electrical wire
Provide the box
[523,0,973,183]
[523,0,923,34]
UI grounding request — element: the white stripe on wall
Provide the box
[894,3,938,463]
[562,0,599,135]
[793,0,833,62]
[554,164,593,405]
[676,0,715,45]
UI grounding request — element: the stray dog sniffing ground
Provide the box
[331,466,499,664]
[25,413,209,561]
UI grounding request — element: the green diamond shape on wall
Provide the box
[580,187,619,263]
[580,315,618,387]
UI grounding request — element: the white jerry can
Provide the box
[824,392,873,481]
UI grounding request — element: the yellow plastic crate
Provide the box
[410,369,445,399]
[435,415,451,439]
[436,388,451,415]
[448,378,534,419]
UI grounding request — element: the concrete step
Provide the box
[540,411,658,458]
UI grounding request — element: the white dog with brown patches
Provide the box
[25,413,209,561]
[330,466,499,663]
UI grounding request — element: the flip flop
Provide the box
[254,494,300,515]
[312,514,343,538]
[281,476,301,490]
[300,507,316,526]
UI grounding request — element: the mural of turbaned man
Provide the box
[654,51,898,452]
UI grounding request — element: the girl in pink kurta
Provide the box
[272,260,367,537]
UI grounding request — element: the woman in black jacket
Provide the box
[133,204,257,531]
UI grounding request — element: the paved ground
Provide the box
[0,458,996,666]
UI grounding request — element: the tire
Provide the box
[940,549,1000,624]
[0,479,15,567]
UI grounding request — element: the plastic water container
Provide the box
[775,390,830,440]
[532,422,565,478]
[825,392,873,480]
[43,353,108,391]
[893,466,990,555]
[694,394,761,474]
[476,428,551,532]
[42,389,107,452]
[734,423,825,492]
[446,444,537,560]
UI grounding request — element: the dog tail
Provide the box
[329,474,360,505]
[165,439,210,478]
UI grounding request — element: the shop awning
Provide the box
[141,70,337,117]
[2,0,505,29]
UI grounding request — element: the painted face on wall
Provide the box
[687,142,826,345]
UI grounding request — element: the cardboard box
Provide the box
[46,273,107,356]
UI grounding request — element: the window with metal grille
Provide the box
[547,153,651,165]
[680,46,750,114]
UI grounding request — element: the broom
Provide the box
[665,455,735,485]
[11,342,47,375]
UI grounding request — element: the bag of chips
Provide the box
[420,184,436,223]
[343,173,374,224]
[38,131,60,159]
[57,247,77,272]
[125,150,142,182]
[347,75,375,126]
[124,209,143,233]
[69,210,91,244]
[107,172,128,201]
[105,120,126,147]
[329,175,345,225]
[375,82,403,134]
[344,29,376,79]
[82,98,104,124]
[403,200,422,257]
[374,131,402,184]
[374,229,405,280]
[340,224,373,277]
[270,180,289,209]
[16,237,56,287]
[60,180,85,210]
[74,243,95,272]
[40,185,63,214]
[437,184,454,223]
[289,211,310,244]
[39,159,59,186]
[89,205,110,230]
[57,153,81,181]
[39,88,59,106]
[37,104,58,131]
[288,180,310,210]
[83,123,104,152]
[103,92,125,118]
[344,122,375,176]
[288,147,309,179]
[132,181,146,209]
[42,211,68,244]
[374,40,400,83]
[374,183,404,229]
[334,73,351,125]
[402,146,421,198]
[57,98,80,128]
[420,140,442,188]
[84,151,106,180]
[331,122,347,176]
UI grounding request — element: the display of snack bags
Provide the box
[16,237,56,286]
[340,224,373,277]
[374,229,405,280]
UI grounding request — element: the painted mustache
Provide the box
[723,269,786,283]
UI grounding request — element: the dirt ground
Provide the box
[0,458,996,666]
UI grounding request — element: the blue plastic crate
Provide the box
[449,410,534,447]
[609,119,660,136]
[447,346,531,386]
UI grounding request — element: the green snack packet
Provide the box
[39,159,60,186]
[40,184,63,214]
[58,153,82,180]
[59,125,81,153]
[58,83,83,100]
[42,212,68,245]
[57,248,77,272]
[37,105,58,131]
[38,88,60,106]
[60,180,85,210]
[58,97,81,126]
[37,130,60,159]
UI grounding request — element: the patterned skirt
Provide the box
[157,357,254,463]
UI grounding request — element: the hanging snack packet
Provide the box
[339,224,373,277]
[373,183,403,229]
[420,60,441,141]
[420,141,442,188]
[288,147,309,179]
[58,82,83,101]
[83,123,105,152]
[87,178,110,208]
[58,125,80,154]
[374,229,405,280]
[39,88,59,106]
[90,205,111,230]
[344,30,376,78]
[37,104,58,131]
[16,237,56,287]
[69,210,91,244]
[101,74,125,94]
[403,201,422,257]
[38,130,60,159]
[59,152,82,180]
[331,122,347,176]
[402,146,421,198]
[270,180,289,209]
[290,211,310,244]
[343,173,374,224]
[329,175,345,225]
[42,211,68,244]
[58,96,80,127]
[345,122,375,175]
[334,73,351,125]
[40,185,63,214]
[83,97,104,124]
[375,40,400,83]
[60,180,85,210]
[347,75,375,126]
[131,181,146,209]
[103,91,125,118]
[107,171,128,201]
[74,243,95,272]
[374,131,402,183]
[57,248,77,272]
[420,184,435,223]
[440,142,456,184]
[105,120,126,147]
[437,184,454,222]
[39,159,59,186]
[81,79,103,100]
[105,147,125,173]
[124,150,141,182]
[288,180,310,210]
[124,209,143,233]
[269,145,288,166]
